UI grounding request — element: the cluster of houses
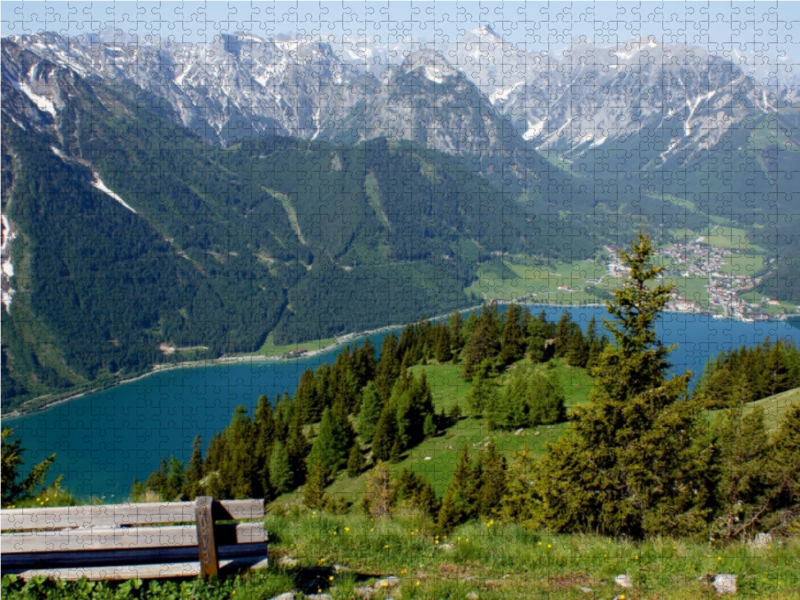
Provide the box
[602,243,787,322]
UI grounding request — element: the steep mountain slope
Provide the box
[1,38,606,410]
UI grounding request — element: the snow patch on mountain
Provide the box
[18,82,56,116]
[92,175,137,213]
[1,214,17,312]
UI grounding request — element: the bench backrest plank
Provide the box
[2,522,265,553]
[1,499,263,531]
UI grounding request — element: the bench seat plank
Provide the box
[4,557,269,581]
[1,499,263,532]
[1,542,266,569]
[2,522,265,553]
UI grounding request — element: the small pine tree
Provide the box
[448,310,465,356]
[363,461,394,518]
[182,435,204,499]
[1,427,60,508]
[461,305,501,379]
[499,303,526,364]
[375,334,402,401]
[269,440,293,495]
[566,326,589,367]
[347,443,364,478]
[553,311,572,358]
[528,371,567,425]
[436,446,475,533]
[499,445,538,526]
[713,397,774,540]
[358,382,384,443]
[303,457,328,509]
[466,360,496,416]
[371,405,397,462]
[389,439,402,464]
[286,413,309,485]
[308,405,351,479]
[423,413,436,438]
[771,404,800,510]
[476,443,507,517]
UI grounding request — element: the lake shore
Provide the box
[5,302,794,419]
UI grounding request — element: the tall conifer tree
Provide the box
[528,231,711,538]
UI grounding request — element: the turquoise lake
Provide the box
[6,307,800,499]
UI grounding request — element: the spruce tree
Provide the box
[500,303,526,364]
[553,311,572,358]
[566,326,589,367]
[476,443,507,517]
[371,405,397,462]
[462,305,501,379]
[182,435,204,499]
[436,446,475,533]
[448,309,465,356]
[286,412,309,485]
[295,368,323,423]
[308,404,352,480]
[432,322,453,363]
[771,404,800,510]
[353,338,377,389]
[269,440,293,495]
[499,445,538,526]
[526,314,550,363]
[528,231,711,538]
[466,360,495,416]
[528,371,567,425]
[423,413,436,438]
[303,457,328,509]
[712,392,774,540]
[254,394,276,493]
[363,461,394,518]
[358,382,384,443]
[220,406,258,498]
[347,443,364,478]
[374,334,401,401]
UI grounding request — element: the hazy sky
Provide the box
[3,1,799,64]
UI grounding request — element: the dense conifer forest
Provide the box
[123,234,800,543]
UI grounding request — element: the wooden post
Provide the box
[194,496,219,578]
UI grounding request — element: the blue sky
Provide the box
[3,1,799,61]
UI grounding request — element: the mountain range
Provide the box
[2,27,799,409]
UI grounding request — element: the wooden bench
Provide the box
[0,497,267,581]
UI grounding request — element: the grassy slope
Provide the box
[258,514,800,600]
[282,359,594,503]
[743,387,800,431]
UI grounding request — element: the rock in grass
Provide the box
[465,592,479,600]
[373,576,401,589]
[353,586,375,598]
[306,595,333,600]
[268,593,295,600]
[713,574,737,594]
[277,556,300,567]
[576,585,593,593]
[614,574,633,588]
[751,533,771,549]
[333,563,350,572]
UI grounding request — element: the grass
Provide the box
[6,515,798,599]
[465,258,607,304]
[254,513,800,599]
[258,332,338,357]
[301,359,592,501]
[743,387,800,431]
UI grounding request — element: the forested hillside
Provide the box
[0,44,608,410]
[132,235,799,544]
